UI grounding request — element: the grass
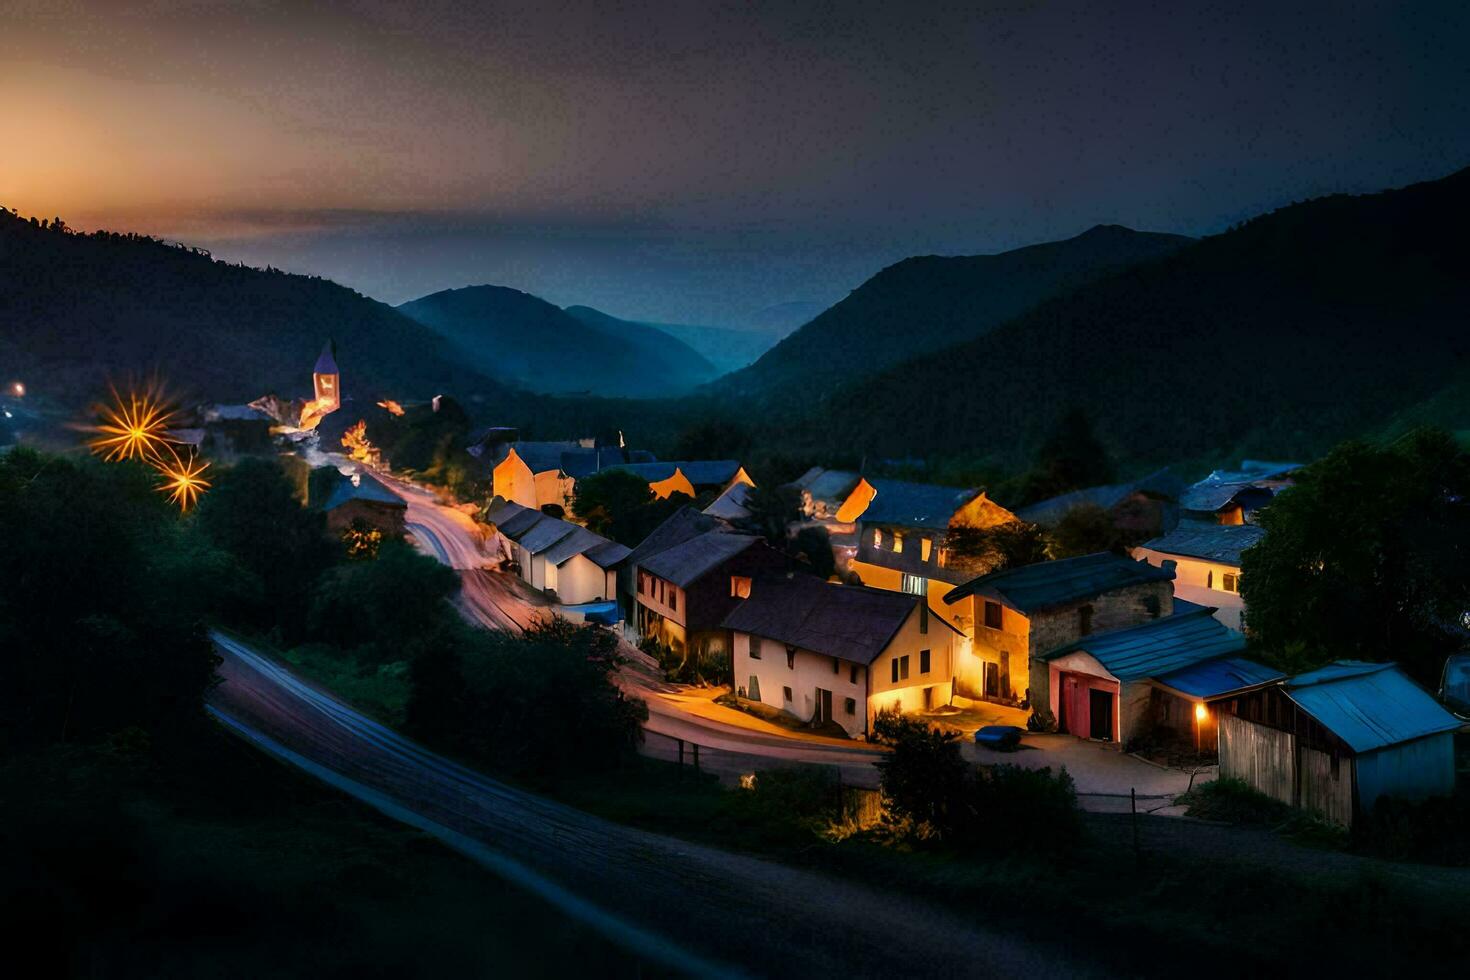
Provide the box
[2,729,653,979]
[1176,776,1293,823]
[278,642,412,726]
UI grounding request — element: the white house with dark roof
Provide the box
[486,500,630,605]
[723,573,962,737]
[1133,521,1267,630]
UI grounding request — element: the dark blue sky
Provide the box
[6,1,1468,324]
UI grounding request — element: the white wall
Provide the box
[1134,548,1246,630]
[732,631,870,737]
[555,554,614,604]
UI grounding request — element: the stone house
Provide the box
[322,471,407,539]
[941,552,1175,708]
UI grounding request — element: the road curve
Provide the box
[207,633,1086,979]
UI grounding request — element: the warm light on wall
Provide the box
[1194,702,1208,722]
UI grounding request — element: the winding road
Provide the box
[207,632,1084,978]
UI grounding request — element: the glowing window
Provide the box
[920,537,932,561]
[1223,572,1240,593]
[893,533,904,554]
[872,528,882,548]
[730,575,752,598]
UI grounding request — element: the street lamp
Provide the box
[1193,701,1207,753]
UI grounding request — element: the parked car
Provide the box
[1439,653,1470,720]
[974,725,1024,751]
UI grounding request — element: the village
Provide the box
[174,339,1470,832]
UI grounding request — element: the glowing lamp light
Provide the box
[11,382,23,397]
[1194,703,1208,722]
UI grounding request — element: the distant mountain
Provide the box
[565,306,778,375]
[399,286,711,398]
[0,211,505,417]
[736,300,827,334]
[560,306,719,384]
[715,225,1193,408]
[799,167,1470,471]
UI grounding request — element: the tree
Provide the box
[309,541,459,662]
[737,483,800,545]
[872,713,971,840]
[572,469,654,541]
[944,521,1048,575]
[672,418,752,462]
[1019,408,1114,503]
[1049,503,1127,558]
[1241,429,1470,685]
[195,458,338,638]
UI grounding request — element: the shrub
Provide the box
[1353,791,1470,865]
[1176,777,1290,824]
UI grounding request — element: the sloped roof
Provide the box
[583,540,633,569]
[1043,608,1247,681]
[505,441,586,475]
[314,340,338,375]
[558,447,658,479]
[721,574,954,666]
[1015,467,1184,527]
[703,481,753,520]
[860,478,981,530]
[786,467,862,504]
[626,506,724,567]
[1178,461,1299,513]
[640,529,760,588]
[1152,655,1284,699]
[604,459,743,487]
[1141,521,1267,566]
[497,508,546,540]
[484,498,533,525]
[322,472,404,511]
[517,515,579,554]
[541,526,609,566]
[1284,661,1462,753]
[944,552,1174,612]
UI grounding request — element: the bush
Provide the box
[737,767,844,835]
[1354,791,1470,865]
[1176,777,1291,824]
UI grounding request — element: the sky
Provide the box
[3,0,1468,324]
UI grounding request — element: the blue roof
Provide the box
[1154,655,1284,699]
[860,478,980,530]
[322,472,404,511]
[314,340,338,375]
[1141,521,1266,566]
[945,552,1174,613]
[1285,661,1462,753]
[1042,608,1247,681]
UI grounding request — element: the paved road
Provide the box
[208,633,1088,978]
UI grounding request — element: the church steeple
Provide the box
[312,339,340,413]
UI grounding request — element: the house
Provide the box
[624,507,789,658]
[702,480,754,521]
[1179,460,1299,525]
[1035,606,1254,746]
[845,477,1020,633]
[1219,661,1462,826]
[1014,467,1184,537]
[723,573,962,738]
[785,467,863,521]
[322,471,407,538]
[599,459,754,500]
[471,430,657,513]
[942,552,1176,706]
[488,500,630,604]
[1133,522,1266,630]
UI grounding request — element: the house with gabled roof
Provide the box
[1219,661,1461,825]
[1134,522,1267,630]
[842,477,1020,637]
[785,467,863,521]
[723,573,962,737]
[322,471,406,538]
[471,430,657,514]
[1179,460,1300,525]
[487,499,630,604]
[1037,606,1257,747]
[942,552,1175,707]
[598,459,754,501]
[624,506,791,658]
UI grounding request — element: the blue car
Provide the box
[973,725,1024,751]
[1440,653,1470,720]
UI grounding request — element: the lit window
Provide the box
[893,533,904,554]
[901,574,926,595]
[920,649,931,674]
[872,528,882,548]
[920,537,932,561]
[1223,572,1239,593]
[730,575,752,598]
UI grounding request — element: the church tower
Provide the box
[312,340,340,414]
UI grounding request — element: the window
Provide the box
[750,637,762,659]
[783,686,793,702]
[984,601,1003,629]
[920,537,932,562]
[637,571,646,596]
[919,649,931,674]
[891,655,910,683]
[1222,572,1239,594]
[748,675,761,701]
[669,588,677,612]
[730,575,752,598]
[786,647,796,670]
[872,528,882,548]
[1078,604,1094,636]
[1206,569,1214,589]
[919,602,929,634]
[844,697,856,716]
[901,573,926,596]
[849,664,859,684]
[1143,594,1161,619]
[833,656,840,674]
[892,533,904,554]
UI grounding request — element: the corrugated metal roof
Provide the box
[583,540,632,569]
[640,530,759,588]
[721,573,952,666]
[1141,521,1266,565]
[484,499,533,525]
[1043,608,1246,681]
[497,508,547,540]
[1153,655,1284,699]
[1285,661,1462,753]
[945,552,1174,613]
[518,516,579,554]
[541,526,609,566]
[860,478,980,530]
[322,472,405,511]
